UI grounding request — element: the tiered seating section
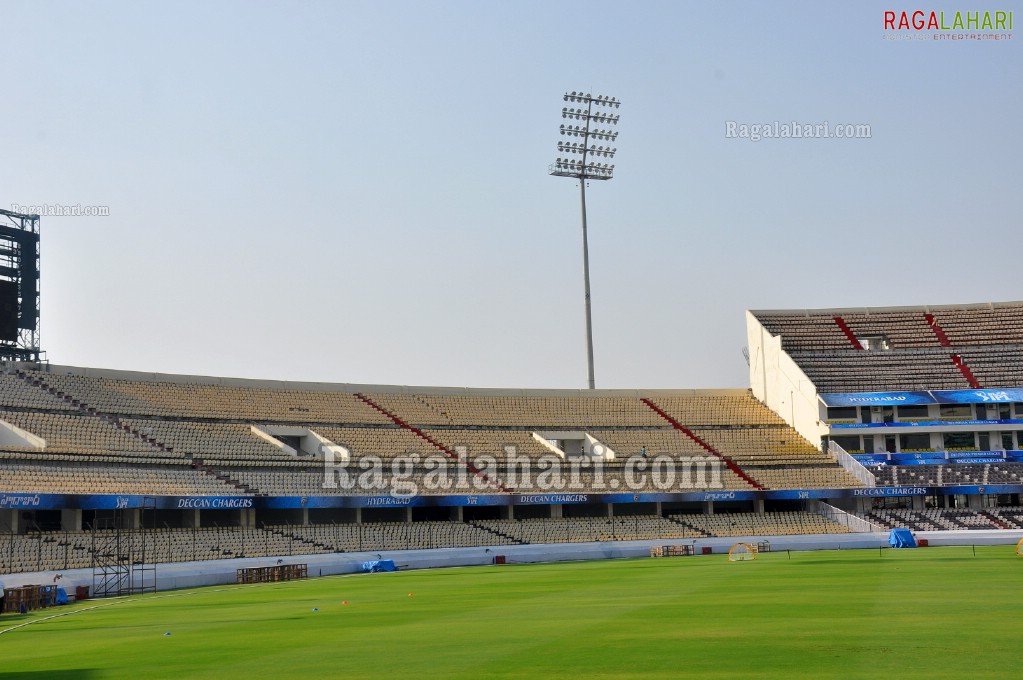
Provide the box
[0,512,867,574]
[9,505,1021,574]
[0,523,510,573]
[866,507,1023,531]
[752,302,1023,391]
[790,348,968,392]
[7,505,1022,573]
[0,462,246,495]
[476,516,693,544]
[646,398,862,489]
[874,463,1023,487]
[670,511,853,537]
[0,367,862,495]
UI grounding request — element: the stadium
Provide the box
[4,214,1023,678]
[5,217,1023,677]
[3,4,1021,676]
[4,208,1023,588]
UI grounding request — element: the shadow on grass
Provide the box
[0,672,98,679]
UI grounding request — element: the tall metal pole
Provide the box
[550,92,619,389]
[578,144,596,390]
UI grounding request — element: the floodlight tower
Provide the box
[0,208,41,363]
[549,92,620,390]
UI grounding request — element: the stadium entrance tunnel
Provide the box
[253,425,347,461]
[534,432,616,460]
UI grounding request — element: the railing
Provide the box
[828,440,876,487]
[812,501,885,533]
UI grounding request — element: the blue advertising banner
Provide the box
[691,491,760,502]
[163,496,255,510]
[830,418,1023,430]
[854,451,1023,466]
[941,484,1023,496]
[823,388,1023,408]
[513,493,593,505]
[77,494,144,510]
[951,450,1010,459]
[5,486,1023,512]
[889,452,949,461]
[820,391,934,407]
[433,494,510,507]
[848,486,931,498]
[763,488,840,500]
[0,493,67,509]
[260,495,427,509]
[951,458,1004,464]
[932,388,1023,404]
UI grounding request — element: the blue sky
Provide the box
[2,1,1019,389]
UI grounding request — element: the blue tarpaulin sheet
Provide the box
[55,587,68,605]
[361,559,398,573]
[889,528,917,548]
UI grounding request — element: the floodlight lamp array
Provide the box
[560,124,618,141]
[550,92,620,181]
[563,92,621,108]
[550,158,615,179]
[556,141,617,158]
[562,108,621,125]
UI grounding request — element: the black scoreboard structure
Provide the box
[0,209,41,362]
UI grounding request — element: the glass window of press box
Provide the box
[896,405,929,419]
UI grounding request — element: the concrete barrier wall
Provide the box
[4,529,1021,594]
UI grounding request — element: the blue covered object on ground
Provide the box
[361,559,398,573]
[889,528,917,548]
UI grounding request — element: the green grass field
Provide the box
[2,546,1020,678]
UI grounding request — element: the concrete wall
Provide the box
[0,419,45,450]
[3,530,1021,595]
[747,311,824,445]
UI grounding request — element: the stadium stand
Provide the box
[0,367,856,495]
[786,348,970,392]
[473,515,694,544]
[0,462,244,496]
[750,302,1023,503]
[0,506,897,575]
[864,508,1023,532]
[751,302,1023,392]
[670,511,853,537]
[361,392,667,428]
[4,296,1023,578]
[873,463,1023,487]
